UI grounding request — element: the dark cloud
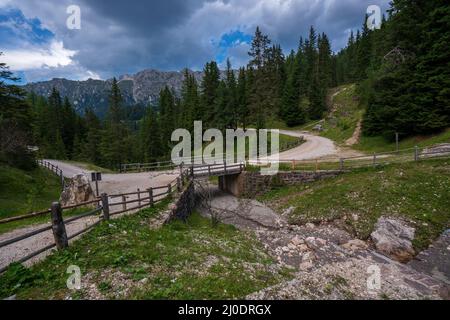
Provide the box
[2,0,392,81]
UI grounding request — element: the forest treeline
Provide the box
[1,0,448,170]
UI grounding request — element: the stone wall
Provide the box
[166,179,196,222]
[240,170,344,197]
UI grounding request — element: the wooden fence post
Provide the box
[101,193,110,220]
[414,146,419,161]
[179,163,184,181]
[51,202,68,250]
[339,158,344,170]
[168,183,172,194]
[122,195,127,211]
[177,177,181,192]
[60,171,65,190]
[373,153,377,167]
[137,189,141,206]
[149,188,154,207]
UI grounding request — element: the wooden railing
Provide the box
[37,160,66,190]
[0,168,191,274]
[248,145,450,171]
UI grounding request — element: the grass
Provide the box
[0,165,95,234]
[278,133,304,152]
[0,201,291,300]
[258,158,450,252]
[355,128,450,154]
[320,84,363,145]
[0,165,61,227]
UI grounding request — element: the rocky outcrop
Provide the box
[60,174,96,207]
[23,69,228,116]
[371,217,415,262]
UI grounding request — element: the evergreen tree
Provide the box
[225,58,237,129]
[236,67,249,129]
[81,107,102,164]
[140,106,163,162]
[200,61,220,128]
[0,55,34,168]
[101,78,129,168]
[180,69,199,131]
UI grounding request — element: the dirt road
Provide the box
[0,161,179,271]
[268,130,361,161]
[44,159,179,196]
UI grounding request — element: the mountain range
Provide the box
[23,69,209,117]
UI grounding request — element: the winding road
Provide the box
[0,162,179,271]
[44,159,179,196]
[0,127,358,272]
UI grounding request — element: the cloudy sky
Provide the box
[0,0,390,83]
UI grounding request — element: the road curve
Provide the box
[43,159,178,196]
[272,130,339,161]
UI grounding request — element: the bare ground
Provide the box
[196,185,449,300]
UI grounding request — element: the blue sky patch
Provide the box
[0,8,54,48]
[214,29,252,63]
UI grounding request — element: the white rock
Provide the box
[371,217,415,262]
[60,173,96,207]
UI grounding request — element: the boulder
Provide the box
[371,217,415,262]
[60,174,96,207]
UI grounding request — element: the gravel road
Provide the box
[0,161,178,271]
[268,129,361,161]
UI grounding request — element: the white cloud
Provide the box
[23,63,101,82]
[1,40,76,70]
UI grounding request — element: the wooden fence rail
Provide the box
[37,160,66,190]
[0,169,190,274]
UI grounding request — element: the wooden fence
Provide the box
[37,160,66,190]
[122,145,450,173]
[0,168,190,274]
[248,145,450,171]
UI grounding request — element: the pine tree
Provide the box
[225,58,237,129]
[247,26,273,128]
[0,55,34,168]
[200,61,220,128]
[159,86,177,152]
[180,69,199,131]
[101,78,129,168]
[81,107,102,164]
[140,106,163,162]
[236,67,249,129]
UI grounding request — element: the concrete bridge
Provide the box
[187,162,245,196]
